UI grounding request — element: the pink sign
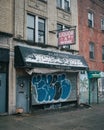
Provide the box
[58,29,75,46]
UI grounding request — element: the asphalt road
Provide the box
[0,104,104,130]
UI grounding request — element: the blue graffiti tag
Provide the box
[32,74,71,103]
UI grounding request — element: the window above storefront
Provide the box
[88,12,94,28]
[56,0,70,12]
[27,14,46,44]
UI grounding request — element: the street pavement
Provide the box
[0,104,104,130]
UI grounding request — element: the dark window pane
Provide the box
[27,15,35,28]
[89,43,94,59]
[27,28,34,41]
[64,0,69,12]
[57,0,62,8]
[90,52,94,59]
[38,31,44,43]
[88,12,93,28]
[27,14,35,42]
[38,19,45,31]
[57,24,63,32]
[102,47,104,60]
[40,0,46,1]
[101,18,104,30]
[0,63,7,72]
[88,20,92,27]
[38,18,45,44]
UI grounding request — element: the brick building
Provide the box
[78,0,104,70]
[78,0,104,104]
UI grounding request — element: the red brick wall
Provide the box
[78,0,104,71]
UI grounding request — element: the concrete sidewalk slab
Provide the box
[0,104,104,130]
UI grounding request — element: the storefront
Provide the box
[14,45,88,113]
[88,71,101,104]
[97,72,104,103]
[0,48,9,113]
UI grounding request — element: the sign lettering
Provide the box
[58,29,75,46]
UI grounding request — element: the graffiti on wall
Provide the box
[98,78,104,103]
[79,71,89,103]
[32,74,71,104]
[80,77,88,92]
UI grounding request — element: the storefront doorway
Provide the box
[89,78,98,104]
[0,48,9,113]
[16,76,30,113]
[14,45,88,112]
[0,63,8,113]
[0,73,6,112]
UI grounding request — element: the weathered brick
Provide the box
[78,0,104,71]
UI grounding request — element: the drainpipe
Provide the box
[76,72,80,106]
[88,79,90,104]
[8,38,16,114]
[97,78,99,104]
[13,0,15,36]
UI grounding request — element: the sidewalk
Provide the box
[0,103,104,130]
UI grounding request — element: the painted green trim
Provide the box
[88,71,101,79]
[89,79,90,104]
[97,81,99,104]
